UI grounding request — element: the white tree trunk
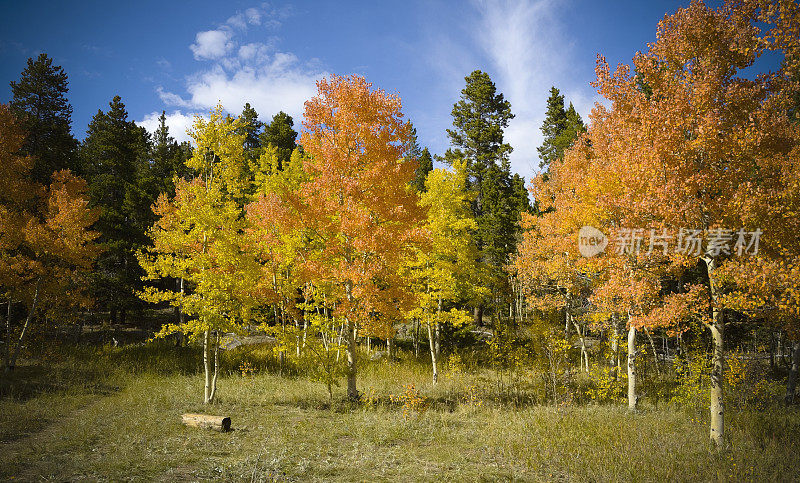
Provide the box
[428,322,439,385]
[645,328,661,376]
[345,317,358,399]
[344,281,358,400]
[209,332,219,403]
[627,324,638,411]
[611,317,620,380]
[8,280,40,371]
[203,329,212,404]
[572,319,588,373]
[705,256,724,447]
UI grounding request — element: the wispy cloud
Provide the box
[418,0,599,182]
[142,4,326,144]
[474,0,599,180]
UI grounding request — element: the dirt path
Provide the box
[0,391,116,480]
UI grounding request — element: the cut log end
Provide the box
[181,413,231,432]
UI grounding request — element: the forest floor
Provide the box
[1,341,799,482]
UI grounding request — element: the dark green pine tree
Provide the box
[444,70,527,324]
[260,111,298,170]
[405,125,433,192]
[9,53,80,183]
[412,148,434,193]
[81,96,152,323]
[537,87,585,172]
[237,102,263,160]
[444,70,514,185]
[147,111,191,200]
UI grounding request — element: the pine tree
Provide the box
[444,70,514,184]
[412,148,434,192]
[148,111,191,200]
[80,96,151,323]
[537,87,585,172]
[237,103,262,160]
[260,111,297,170]
[444,70,526,324]
[9,53,80,183]
[406,125,432,192]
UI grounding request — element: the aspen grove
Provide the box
[2,1,800,478]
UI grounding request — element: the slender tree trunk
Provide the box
[428,322,439,384]
[705,256,725,447]
[345,317,358,399]
[572,318,588,373]
[387,337,392,363]
[295,316,301,358]
[172,278,185,347]
[435,298,442,357]
[203,329,212,404]
[414,318,419,358]
[611,316,620,380]
[8,280,40,371]
[272,274,284,372]
[344,280,358,400]
[645,328,661,376]
[785,340,800,404]
[336,322,344,362]
[209,332,219,403]
[274,304,284,372]
[473,305,483,327]
[627,322,638,411]
[3,297,11,371]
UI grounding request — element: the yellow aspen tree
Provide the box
[402,161,483,384]
[139,105,260,404]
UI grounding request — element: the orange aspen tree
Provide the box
[248,75,425,399]
[1,104,100,371]
[515,132,610,376]
[585,0,800,445]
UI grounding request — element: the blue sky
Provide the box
[1,0,723,181]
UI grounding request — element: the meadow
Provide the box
[2,340,798,482]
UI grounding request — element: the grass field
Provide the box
[1,342,799,482]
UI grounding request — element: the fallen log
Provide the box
[181,413,231,432]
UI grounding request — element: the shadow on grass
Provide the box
[0,364,120,402]
[0,340,202,403]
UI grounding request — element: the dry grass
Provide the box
[0,342,798,481]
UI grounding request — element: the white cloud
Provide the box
[245,7,262,25]
[226,13,248,31]
[474,0,575,180]
[417,0,598,182]
[160,6,325,123]
[138,110,200,144]
[156,86,194,109]
[178,58,321,119]
[190,30,234,60]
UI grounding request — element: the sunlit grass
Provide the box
[0,342,798,481]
